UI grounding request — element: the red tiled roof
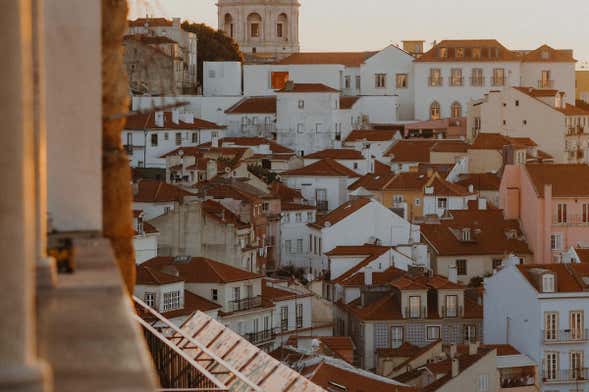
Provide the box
[576,247,589,263]
[480,344,520,356]
[348,173,397,191]
[344,129,398,143]
[274,51,378,67]
[136,265,182,285]
[277,83,339,93]
[415,39,520,62]
[220,137,293,154]
[338,266,406,287]
[310,197,372,229]
[282,158,360,178]
[125,111,224,130]
[269,181,303,202]
[426,175,473,197]
[305,149,364,160]
[469,133,537,150]
[555,103,589,116]
[525,164,589,197]
[133,180,195,203]
[340,96,360,109]
[420,209,531,256]
[141,222,159,235]
[326,245,392,284]
[225,96,277,114]
[385,139,465,163]
[513,86,559,98]
[374,160,392,175]
[521,45,576,62]
[431,140,468,153]
[201,199,250,229]
[128,17,174,27]
[516,263,589,293]
[124,34,178,45]
[262,280,312,302]
[142,256,263,283]
[282,203,316,211]
[455,173,501,192]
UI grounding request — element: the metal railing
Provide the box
[538,79,554,89]
[244,328,277,345]
[500,372,535,389]
[228,295,262,312]
[428,77,443,87]
[404,306,428,319]
[316,200,328,212]
[543,328,589,343]
[552,215,589,226]
[441,305,463,318]
[542,368,589,383]
[567,126,586,136]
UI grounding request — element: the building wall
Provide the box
[521,62,575,104]
[133,201,176,221]
[577,70,589,100]
[133,234,159,264]
[436,350,497,392]
[467,149,503,174]
[434,253,530,284]
[284,175,350,213]
[203,61,242,96]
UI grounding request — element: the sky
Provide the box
[129,0,589,64]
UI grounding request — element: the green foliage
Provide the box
[181,22,243,87]
[274,265,308,284]
[248,164,278,184]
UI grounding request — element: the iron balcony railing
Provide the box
[316,200,328,212]
[542,368,589,383]
[228,296,262,313]
[404,306,428,319]
[500,372,536,389]
[543,328,589,343]
[441,305,464,318]
[538,79,554,89]
[244,328,277,345]
[552,215,589,226]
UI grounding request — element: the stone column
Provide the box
[0,1,50,390]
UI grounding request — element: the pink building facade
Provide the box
[500,164,589,263]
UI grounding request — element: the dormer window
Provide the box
[472,48,481,59]
[542,274,555,293]
[439,47,448,58]
[541,50,550,60]
[456,48,464,58]
[462,228,471,241]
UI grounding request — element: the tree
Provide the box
[181,22,243,87]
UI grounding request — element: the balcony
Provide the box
[228,296,262,313]
[538,79,554,89]
[244,328,277,345]
[543,328,589,343]
[542,368,589,384]
[316,200,328,213]
[552,215,589,226]
[500,368,536,389]
[492,77,506,86]
[428,77,443,87]
[470,77,485,87]
[567,126,586,136]
[449,77,464,87]
[441,305,463,318]
[404,306,428,319]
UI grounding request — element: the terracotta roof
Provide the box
[516,263,589,293]
[417,163,455,177]
[525,164,589,197]
[386,172,431,191]
[220,137,293,154]
[344,129,398,143]
[282,158,360,178]
[282,203,316,211]
[141,222,159,235]
[577,99,589,111]
[469,133,537,150]
[425,174,473,197]
[340,96,360,109]
[480,344,520,356]
[347,173,397,191]
[225,96,277,114]
[338,266,406,287]
[337,294,402,321]
[262,280,312,302]
[125,112,224,130]
[305,149,364,160]
[377,340,442,373]
[142,256,263,283]
[415,39,520,62]
[420,208,531,256]
[555,103,589,116]
[521,45,576,62]
[159,146,204,158]
[309,197,372,229]
[273,51,378,67]
[133,180,195,203]
[576,247,589,263]
[431,140,468,153]
[455,173,501,191]
[385,139,465,163]
[124,34,178,45]
[374,160,392,175]
[136,265,183,285]
[326,245,392,284]
[277,83,339,93]
[128,17,174,27]
[201,199,250,230]
[269,181,303,202]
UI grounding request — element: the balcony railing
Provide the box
[543,328,589,343]
[552,215,589,226]
[404,306,428,319]
[470,77,485,87]
[316,200,328,213]
[228,296,262,313]
[441,305,464,318]
[244,328,277,345]
[538,79,554,89]
[542,368,589,383]
[428,77,443,87]
[567,126,586,136]
[449,77,464,87]
[492,76,506,86]
[500,372,535,389]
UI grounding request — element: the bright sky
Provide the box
[129,0,589,64]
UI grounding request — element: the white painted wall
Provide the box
[283,175,352,213]
[280,208,316,267]
[521,62,576,105]
[134,234,158,264]
[203,61,242,97]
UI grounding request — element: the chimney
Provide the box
[172,109,179,124]
[468,342,479,356]
[451,358,459,378]
[154,111,164,127]
[468,184,474,193]
[365,267,373,286]
[284,80,295,91]
[448,265,458,284]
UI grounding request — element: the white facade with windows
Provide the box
[203,61,242,97]
[280,206,316,268]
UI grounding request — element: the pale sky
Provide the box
[129,0,589,64]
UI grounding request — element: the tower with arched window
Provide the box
[217,0,300,61]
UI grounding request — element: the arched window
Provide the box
[430,101,441,120]
[277,13,288,40]
[247,13,262,39]
[451,101,462,118]
[223,14,234,38]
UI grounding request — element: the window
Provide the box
[252,318,259,334]
[479,374,488,392]
[276,23,283,38]
[450,68,463,86]
[296,303,303,328]
[544,352,558,380]
[451,101,462,118]
[211,289,218,301]
[391,326,404,348]
[445,295,458,317]
[163,291,181,311]
[396,73,408,88]
[250,23,260,37]
[415,198,421,206]
[583,204,589,223]
[175,132,182,146]
[492,259,502,269]
[544,312,558,340]
[296,123,304,133]
[456,259,467,276]
[427,325,441,341]
[271,71,289,89]
[550,233,562,251]
[515,100,519,106]
[430,101,441,120]
[438,47,448,58]
[493,68,505,86]
[557,203,567,223]
[472,47,481,59]
[455,48,464,58]
[408,296,421,318]
[150,133,158,147]
[570,311,584,340]
[285,240,292,254]
[437,197,447,210]
[280,306,288,331]
[298,100,304,109]
[191,132,198,144]
[540,70,551,88]
[471,68,483,86]
[355,75,361,90]
[344,76,351,89]
[296,239,303,253]
[233,286,240,301]
[464,324,477,342]
[461,228,471,241]
[375,73,386,88]
[429,68,442,86]
[283,213,290,224]
[144,292,155,308]
[307,211,313,221]
[543,274,555,293]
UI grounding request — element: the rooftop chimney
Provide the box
[468,184,474,193]
[451,358,459,378]
[172,109,179,124]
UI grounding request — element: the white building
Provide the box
[413,40,576,121]
[203,61,242,97]
[225,96,277,138]
[304,148,374,175]
[132,179,195,220]
[484,262,589,392]
[217,0,300,59]
[123,110,225,168]
[280,203,317,268]
[133,210,159,264]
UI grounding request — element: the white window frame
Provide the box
[144,292,156,308]
[426,325,441,341]
[163,290,181,312]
